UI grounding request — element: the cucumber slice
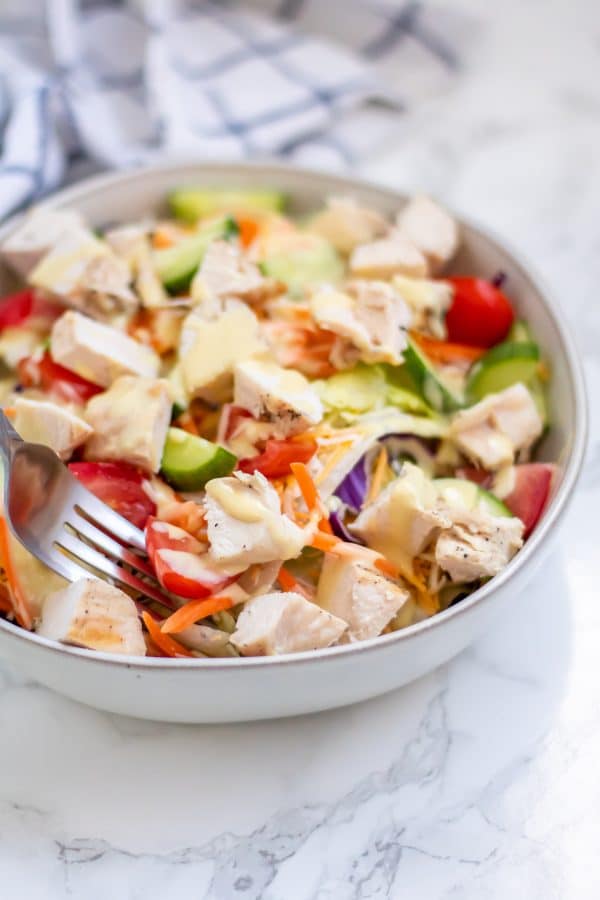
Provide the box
[161,428,236,491]
[507,322,549,425]
[508,319,533,342]
[403,339,463,413]
[155,217,238,294]
[467,340,540,402]
[169,188,286,223]
[434,478,511,517]
[260,241,344,292]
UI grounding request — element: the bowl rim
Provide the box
[0,159,588,671]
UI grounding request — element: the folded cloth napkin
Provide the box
[0,0,468,221]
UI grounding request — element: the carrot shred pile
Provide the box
[141,611,194,657]
[161,595,234,635]
[0,517,33,630]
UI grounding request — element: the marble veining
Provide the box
[0,1,598,897]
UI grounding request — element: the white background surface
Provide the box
[1,1,598,897]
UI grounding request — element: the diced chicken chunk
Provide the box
[396,195,459,274]
[350,463,450,570]
[1,206,84,277]
[204,471,305,572]
[316,556,410,642]
[435,507,524,582]
[231,591,347,655]
[396,195,460,275]
[191,240,281,310]
[105,225,168,309]
[234,357,323,437]
[180,301,267,403]
[311,280,411,367]
[36,578,146,656]
[392,274,453,340]
[450,384,543,470]
[309,196,388,254]
[13,397,92,461]
[349,230,427,280]
[30,228,137,319]
[51,311,160,387]
[84,376,171,472]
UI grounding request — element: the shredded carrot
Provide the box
[318,516,333,535]
[366,446,388,505]
[310,530,340,553]
[152,229,174,249]
[142,611,194,657]
[411,332,486,365]
[3,406,15,418]
[237,216,260,248]
[277,566,297,592]
[0,518,32,630]
[290,462,319,511]
[373,556,401,579]
[161,595,234,634]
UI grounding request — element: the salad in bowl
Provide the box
[0,186,555,661]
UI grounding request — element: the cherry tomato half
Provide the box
[238,437,318,479]
[69,461,156,529]
[145,517,235,599]
[445,277,514,348]
[18,351,102,404]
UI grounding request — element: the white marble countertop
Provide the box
[0,2,598,897]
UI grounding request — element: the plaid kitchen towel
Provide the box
[0,0,470,220]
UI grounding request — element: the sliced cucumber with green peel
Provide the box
[260,241,344,292]
[169,188,286,223]
[155,216,238,294]
[434,478,511,517]
[161,428,236,491]
[467,340,540,402]
[167,365,188,419]
[507,321,549,424]
[403,339,463,413]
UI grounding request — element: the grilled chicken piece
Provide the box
[180,301,266,404]
[310,279,411,367]
[204,471,305,573]
[450,383,544,470]
[349,230,427,280]
[316,556,410,642]
[392,274,453,340]
[231,591,347,655]
[51,310,161,387]
[350,462,450,570]
[396,195,459,275]
[36,578,146,656]
[309,196,388,254]
[191,240,281,308]
[233,357,323,437]
[84,376,172,472]
[435,507,524,582]
[13,397,92,461]
[1,206,85,277]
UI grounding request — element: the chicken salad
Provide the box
[0,187,555,658]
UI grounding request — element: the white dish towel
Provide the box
[0,0,468,220]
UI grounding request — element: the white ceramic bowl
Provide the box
[0,162,587,722]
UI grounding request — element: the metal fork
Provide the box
[0,412,176,611]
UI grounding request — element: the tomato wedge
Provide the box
[503,463,556,538]
[238,437,317,479]
[145,517,235,599]
[445,277,514,348]
[69,462,156,529]
[18,351,102,404]
[0,290,63,331]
